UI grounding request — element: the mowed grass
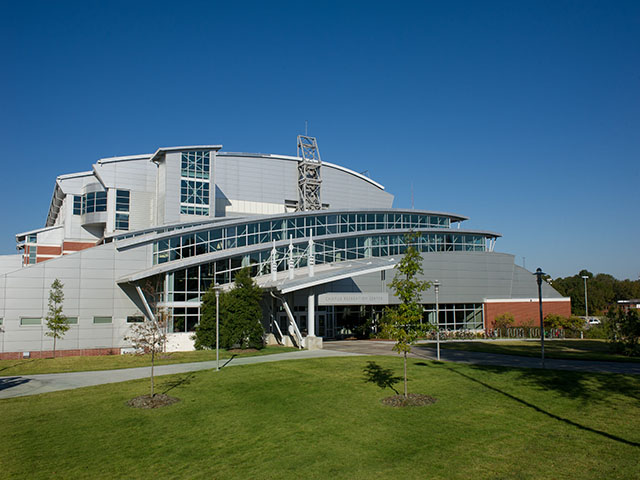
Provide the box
[0,346,299,376]
[1,356,639,479]
[423,339,640,362]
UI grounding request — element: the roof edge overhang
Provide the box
[150,145,223,163]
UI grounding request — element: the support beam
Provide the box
[308,291,316,337]
[135,284,157,325]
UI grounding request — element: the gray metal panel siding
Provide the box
[216,155,297,205]
[215,155,393,211]
[321,167,393,209]
[313,252,564,304]
[0,242,150,354]
[163,153,181,224]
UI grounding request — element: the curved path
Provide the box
[0,349,360,399]
[324,340,640,375]
[2,341,639,400]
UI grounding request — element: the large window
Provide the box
[115,190,130,230]
[73,196,82,215]
[82,191,107,214]
[152,213,486,265]
[423,303,484,330]
[180,151,210,216]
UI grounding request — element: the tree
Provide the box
[493,313,515,333]
[380,233,430,398]
[606,308,640,357]
[544,313,585,332]
[45,279,69,358]
[124,309,168,397]
[552,270,640,316]
[195,267,264,350]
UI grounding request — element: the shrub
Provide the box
[195,268,265,350]
[606,308,640,357]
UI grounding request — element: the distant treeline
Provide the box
[550,270,640,316]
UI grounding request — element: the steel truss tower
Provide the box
[296,135,322,211]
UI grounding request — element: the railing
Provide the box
[271,317,284,345]
[282,301,304,349]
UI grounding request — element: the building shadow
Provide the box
[362,361,402,394]
[0,376,31,392]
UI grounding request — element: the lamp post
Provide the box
[433,280,441,361]
[582,275,589,323]
[533,268,546,369]
[214,284,221,372]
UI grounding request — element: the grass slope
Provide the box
[424,339,640,363]
[1,356,639,479]
[0,346,299,376]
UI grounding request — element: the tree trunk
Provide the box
[151,347,155,398]
[53,336,57,359]
[403,351,408,398]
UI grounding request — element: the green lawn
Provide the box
[1,356,639,479]
[422,339,640,362]
[0,346,299,376]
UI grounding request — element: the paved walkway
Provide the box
[3,341,639,400]
[0,349,361,399]
[324,340,640,375]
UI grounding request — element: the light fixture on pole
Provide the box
[582,275,589,323]
[533,268,546,369]
[433,280,441,361]
[214,283,221,372]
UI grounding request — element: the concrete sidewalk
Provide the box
[324,340,640,375]
[0,349,362,399]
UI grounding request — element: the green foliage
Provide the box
[196,267,265,350]
[543,313,584,331]
[45,279,69,358]
[551,270,640,316]
[606,308,640,357]
[380,233,430,396]
[493,313,515,331]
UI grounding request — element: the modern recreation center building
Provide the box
[0,138,570,358]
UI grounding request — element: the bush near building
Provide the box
[195,267,265,350]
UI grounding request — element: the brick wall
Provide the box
[0,347,121,360]
[485,300,572,329]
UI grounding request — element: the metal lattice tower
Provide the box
[296,135,322,211]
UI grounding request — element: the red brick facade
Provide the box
[485,300,572,329]
[0,347,121,360]
[63,241,97,252]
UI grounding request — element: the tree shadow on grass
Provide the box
[465,363,640,407]
[415,362,640,448]
[363,361,402,394]
[0,360,32,374]
[160,373,195,395]
[0,376,31,391]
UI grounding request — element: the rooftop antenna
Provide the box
[411,182,414,209]
[305,120,308,136]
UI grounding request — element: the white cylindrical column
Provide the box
[308,291,316,337]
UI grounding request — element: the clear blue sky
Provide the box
[1,1,638,280]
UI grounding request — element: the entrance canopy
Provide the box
[255,257,398,295]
